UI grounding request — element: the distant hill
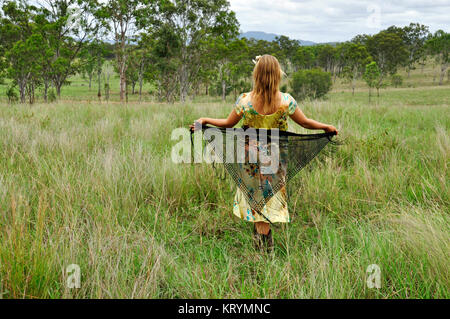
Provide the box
[239,31,316,46]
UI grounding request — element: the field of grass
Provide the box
[0,65,449,298]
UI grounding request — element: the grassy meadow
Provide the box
[0,64,449,298]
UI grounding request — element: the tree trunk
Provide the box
[352,71,357,97]
[117,36,127,103]
[139,78,143,102]
[138,64,144,102]
[439,63,448,85]
[19,81,26,103]
[179,63,188,103]
[119,66,126,102]
[97,67,102,101]
[56,84,62,98]
[43,82,49,103]
[221,80,226,101]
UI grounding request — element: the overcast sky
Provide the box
[229,0,450,43]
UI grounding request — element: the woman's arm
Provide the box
[290,108,338,134]
[191,110,242,129]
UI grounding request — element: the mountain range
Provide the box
[239,31,317,46]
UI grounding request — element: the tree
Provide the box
[391,74,403,88]
[367,30,408,95]
[351,34,370,45]
[402,23,430,77]
[316,44,337,73]
[146,23,181,103]
[426,30,449,85]
[97,0,151,103]
[34,0,100,98]
[209,37,248,101]
[135,36,153,100]
[151,0,239,102]
[80,39,109,99]
[0,0,37,102]
[387,23,430,77]
[363,61,380,102]
[273,35,300,74]
[80,43,96,90]
[6,33,46,103]
[293,46,316,71]
[340,42,371,95]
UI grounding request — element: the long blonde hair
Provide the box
[252,55,283,114]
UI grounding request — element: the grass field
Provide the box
[0,65,449,298]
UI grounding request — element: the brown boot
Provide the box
[253,225,264,250]
[262,229,274,253]
[253,226,273,252]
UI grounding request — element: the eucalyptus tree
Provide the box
[273,35,300,74]
[363,61,380,102]
[245,38,279,62]
[145,23,182,103]
[97,0,154,102]
[149,0,239,102]
[80,38,109,99]
[402,23,430,77]
[386,23,430,77]
[292,46,316,71]
[209,37,248,100]
[34,0,101,97]
[426,30,449,85]
[6,33,46,103]
[366,30,408,93]
[135,34,154,100]
[339,42,371,95]
[0,0,37,102]
[316,44,337,74]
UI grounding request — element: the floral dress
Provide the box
[232,92,298,223]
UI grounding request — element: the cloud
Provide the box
[229,0,450,42]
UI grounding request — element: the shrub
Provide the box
[363,61,381,101]
[47,88,57,103]
[6,86,18,104]
[104,83,110,101]
[290,68,332,100]
[391,74,403,88]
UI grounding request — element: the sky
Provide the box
[229,0,450,43]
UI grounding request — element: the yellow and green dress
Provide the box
[232,92,298,224]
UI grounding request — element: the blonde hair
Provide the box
[252,55,283,114]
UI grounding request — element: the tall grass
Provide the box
[0,85,448,298]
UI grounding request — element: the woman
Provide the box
[193,55,338,250]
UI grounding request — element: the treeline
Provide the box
[0,0,448,104]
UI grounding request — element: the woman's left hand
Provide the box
[190,118,206,131]
[324,125,338,135]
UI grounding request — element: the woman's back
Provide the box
[234,91,298,130]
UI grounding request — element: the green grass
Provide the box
[0,66,449,298]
